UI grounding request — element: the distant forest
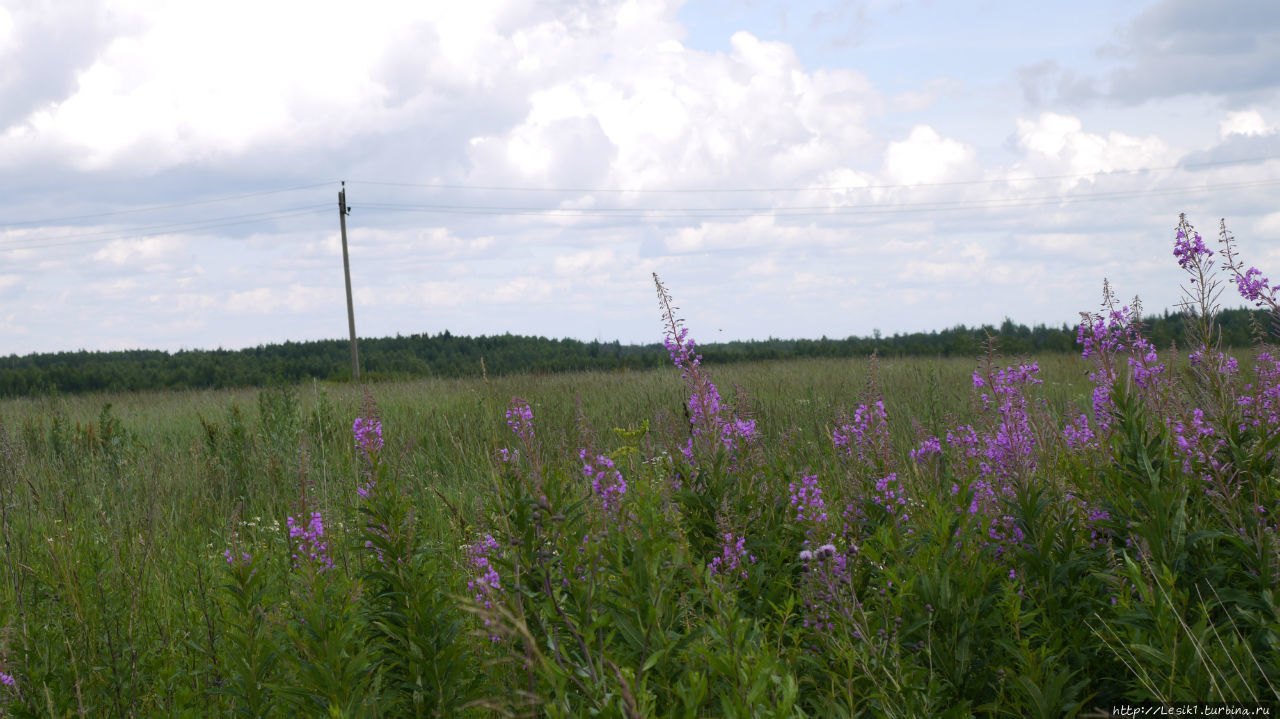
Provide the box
[2,308,1276,397]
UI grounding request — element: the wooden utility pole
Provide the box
[338,181,360,380]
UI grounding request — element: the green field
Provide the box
[0,330,1276,716]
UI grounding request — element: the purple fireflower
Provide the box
[0,672,13,688]
[832,400,890,467]
[579,450,627,513]
[1239,352,1280,431]
[790,475,828,524]
[287,511,333,571]
[1169,408,1226,479]
[1237,267,1274,305]
[870,473,910,524]
[1062,413,1096,450]
[654,274,757,465]
[353,394,384,499]
[1077,303,1165,426]
[708,532,756,582]
[353,416,383,457]
[910,436,942,462]
[467,535,503,639]
[1173,227,1213,270]
[506,399,534,442]
[223,549,252,566]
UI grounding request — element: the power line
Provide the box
[352,177,1280,220]
[1,204,333,247]
[0,206,332,253]
[349,153,1280,194]
[0,181,336,229]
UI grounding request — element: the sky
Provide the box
[2,0,1279,356]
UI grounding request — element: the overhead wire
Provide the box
[348,153,1280,194]
[352,177,1280,220]
[1,204,333,247]
[3,151,1278,254]
[0,181,336,229]
[1,206,333,253]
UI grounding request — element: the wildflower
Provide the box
[287,511,332,571]
[832,400,890,465]
[1237,267,1273,305]
[1173,227,1213,270]
[505,398,534,441]
[579,450,627,513]
[353,416,383,457]
[1062,413,1095,449]
[467,535,503,640]
[0,672,13,687]
[789,475,827,524]
[708,533,755,581]
[223,549,252,566]
[910,436,942,461]
[798,549,814,562]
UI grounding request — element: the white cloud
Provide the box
[93,235,186,265]
[226,284,333,314]
[883,125,976,186]
[1013,112,1178,178]
[1220,110,1273,139]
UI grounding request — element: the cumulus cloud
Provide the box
[1012,112,1178,178]
[883,125,976,185]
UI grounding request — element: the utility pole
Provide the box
[338,181,360,381]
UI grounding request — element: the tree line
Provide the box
[1,308,1273,398]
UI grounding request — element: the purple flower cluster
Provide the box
[654,274,757,465]
[1064,491,1112,548]
[467,535,502,638]
[869,473,909,524]
[353,395,384,499]
[708,532,756,581]
[506,399,534,442]
[1173,226,1213,271]
[1169,408,1225,480]
[1239,352,1280,430]
[971,363,1042,481]
[0,672,13,688]
[223,549,252,566]
[663,325,699,371]
[1078,305,1164,426]
[789,475,828,524]
[909,435,942,462]
[286,511,332,571]
[579,450,627,513]
[1062,413,1096,450]
[353,416,383,458]
[1236,267,1274,306]
[832,400,890,467]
